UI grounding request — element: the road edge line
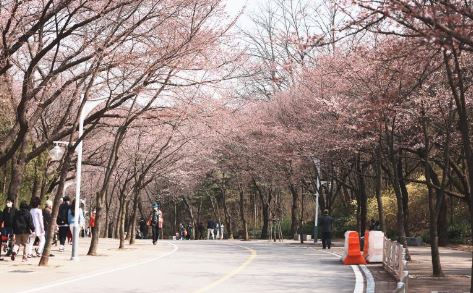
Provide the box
[319,248,374,293]
[360,264,375,293]
[18,241,179,293]
[352,264,365,293]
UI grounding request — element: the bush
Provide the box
[448,222,471,244]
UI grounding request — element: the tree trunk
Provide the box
[239,184,249,240]
[8,142,27,204]
[104,214,110,239]
[183,197,196,240]
[221,189,233,239]
[31,161,42,200]
[289,182,299,237]
[385,121,410,260]
[118,197,127,249]
[261,202,269,239]
[437,195,449,246]
[88,128,126,255]
[442,52,473,291]
[426,179,444,277]
[357,158,368,234]
[397,156,410,237]
[421,105,444,277]
[39,165,48,202]
[125,200,131,241]
[114,203,122,239]
[375,147,387,233]
[129,193,140,245]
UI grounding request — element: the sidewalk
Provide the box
[0,238,172,292]
[407,246,472,293]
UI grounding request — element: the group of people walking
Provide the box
[205,219,224,240]
[0,198,50,261]
[0,196,88,262]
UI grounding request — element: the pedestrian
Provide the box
[0,199,16,257]
[207,219,215,240]
[68,199,85,240]
[11,201,35,262]
[158,210,164,239]
[215,222,220,239]
[369,219,376,231]
[186,223,193,240]
[56,196,70,252]
[197,222,205,240]
[80,201,87,237]
[147,203,162,245]
[219,222,224,240]
[179,223,186,240]
[28,197,45,258]
[299,220,305,244]
[139,217,147,239]
[89,210,96,236]
[319,209,334,249]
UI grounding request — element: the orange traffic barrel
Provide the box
[342,231,367,265]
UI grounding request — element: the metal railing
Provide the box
[383,237,409,293]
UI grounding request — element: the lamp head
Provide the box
[49,144,65,161]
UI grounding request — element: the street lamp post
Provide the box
[49,97,106,261]
[71,97,106,261]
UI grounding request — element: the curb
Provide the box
[319,248,376,293]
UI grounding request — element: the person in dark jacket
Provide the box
[197,222,205,240]
[56,196,71,252]
[147,203,162,245]
[319,209,334,249]
[11,201,35,262]
[1,199,16,257]
[139,217,147,239]
[207,219,215,240]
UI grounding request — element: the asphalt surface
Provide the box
[14,240,357,293]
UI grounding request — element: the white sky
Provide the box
[224,0,263,30]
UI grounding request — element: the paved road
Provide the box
[16,240,357,293]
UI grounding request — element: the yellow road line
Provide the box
[194,245,257,293]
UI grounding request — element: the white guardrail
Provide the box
[383,237,409,293]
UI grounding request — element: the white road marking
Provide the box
[352,264,365,293]
[360,264,375,293]
[193,244,257,293]
[318,249,369,293]
[19,241,179,293]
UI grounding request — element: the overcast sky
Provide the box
[225,0,262,30]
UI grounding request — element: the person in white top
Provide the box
[28,197,45,257]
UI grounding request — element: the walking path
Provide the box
[2,237,469,292]
[407,246,471,293]
[1,238,357,293]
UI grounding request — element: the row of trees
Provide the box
[0,0,236,265]
[0,0,472,287]
[174,0,473,282]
